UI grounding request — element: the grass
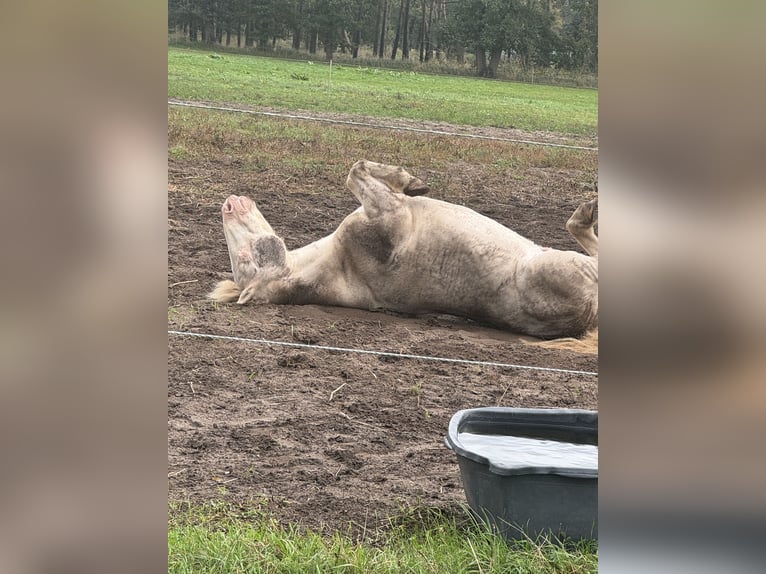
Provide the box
[168,46,598,137]
[167,303,198,330]
[168,36,599,89]
[168,106,597,191]
[168,502,598,574]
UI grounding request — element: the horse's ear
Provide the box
[404,179,430,196]
[253,235,287,268]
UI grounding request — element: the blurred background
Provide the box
[0,1,763,572]
[0,2,168,573]
[599,1,765,572]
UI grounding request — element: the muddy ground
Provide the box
[168,116,598,537]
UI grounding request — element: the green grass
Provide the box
[168,106,597,183]
[168,502,598,574]
[168,46,598,137]
[168,37,598,89]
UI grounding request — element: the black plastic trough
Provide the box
[445,407,598,541]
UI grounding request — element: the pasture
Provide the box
[168,46,599,137]
[168,54,598,570]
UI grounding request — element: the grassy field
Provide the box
[168,46,598,137]
[168,106,597,187]
[169,503,598,574]
[169,36,599,89]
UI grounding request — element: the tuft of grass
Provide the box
[168,46,597,137]
[169,145,188,159]
[168,502,598,574]
[167,304,197,329]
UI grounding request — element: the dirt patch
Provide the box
[168,119,597,537]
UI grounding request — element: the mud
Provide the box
[168,127,597,537]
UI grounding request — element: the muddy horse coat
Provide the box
[210,160,598,338]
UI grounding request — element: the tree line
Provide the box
[168,0,597,77]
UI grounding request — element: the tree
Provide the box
[241,0,289,49]
[439,0,568,77]
[439,0,492,75]
[376,0,390,57]
[347,0,378,58]
[418,0,437,62]
[167,0,597,76]
[557,0,598,72]
[390,0,403,59]
[310,0,355,59]
[169,0,206,41]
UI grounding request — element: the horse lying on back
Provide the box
[210,160,598,339]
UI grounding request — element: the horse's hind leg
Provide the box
[566,198,598,257]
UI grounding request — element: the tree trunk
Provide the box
[203,22,215,44]
[237,25,241,47]
[418,0,426,62]
[401,0,411,59]
[245,22,254,47]
[309,31,318,54]
[391,0,403,59]
[475,48,487,76]
[226,29,231,46]
[487,49,502,78]
[324,37,335,59]
[435,0,447,60]
[352,3,363,58]
[425,0,435,61]
[378,0,389,58]
[519,48,529,71]
[417,30,424,64]
[341,29,352,54]
[292,0,304,50]
[352,29,361,58]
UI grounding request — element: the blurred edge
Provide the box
[600,1,765,572]
[0,2,168,574]
[0,1,765,573]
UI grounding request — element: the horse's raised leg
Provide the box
[345,160,429,217]
[566,198,598,257]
